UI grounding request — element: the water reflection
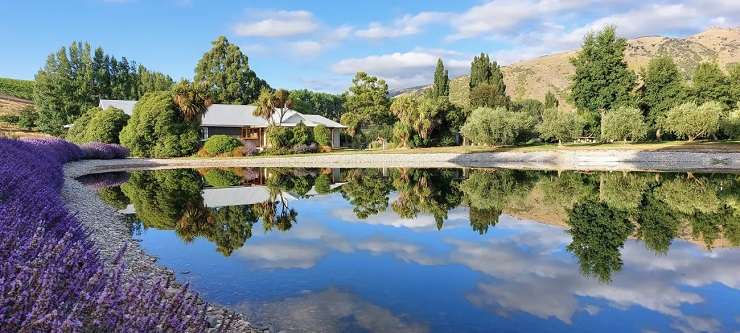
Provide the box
[88,168,740,332]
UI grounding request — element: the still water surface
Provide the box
[83,167,740,333]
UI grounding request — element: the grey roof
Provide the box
[99,99,346,128]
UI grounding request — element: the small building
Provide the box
[99,99,346,148]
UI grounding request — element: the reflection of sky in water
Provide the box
[140,193,740,333]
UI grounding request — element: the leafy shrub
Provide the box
[601,106,649,142]
[0,77,34,100]
[231,141,259,157]
[291,142,319,154]
[721,104,740,139]
[67,107,130,144]
[266,125,294,148]
[119,91,200,157]
[461,107,534,145]
[79,142,130,159]
[292,121,313,146]
[17,106,37,130]
[204,168,242,187]
[313,124,332,146]
[537,108,584,144]
[660,101,722,141]
[203,135,242,155]
[0,138,207,332]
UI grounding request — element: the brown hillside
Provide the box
[408,27,740,111]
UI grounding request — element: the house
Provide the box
[99,99,346,148]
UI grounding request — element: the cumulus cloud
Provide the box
[233,10,319,37]
[331,50,470,89]
[355,12,450,39]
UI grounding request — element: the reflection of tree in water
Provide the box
[566,200,633,283]
[390,168,463,230]
[340,169,392,219]
[97,185,130,210]
[459,169,537,234]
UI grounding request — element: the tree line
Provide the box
[337,25,740,148]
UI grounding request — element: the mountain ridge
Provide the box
[394,27,740,111]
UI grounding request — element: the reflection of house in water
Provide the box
[119,168,344,214]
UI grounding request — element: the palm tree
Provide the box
[254,88,275,124]
[172,80,213,122]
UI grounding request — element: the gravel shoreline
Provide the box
[62,166,263,332]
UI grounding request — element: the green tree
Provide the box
[599,172,651,214]
[570,26,636,135]
[461,107,534,146]
[691,62,732,108]
[469,53,509,108]
[432,58,449,98]
[640,56,685,130]
[721,104,740,139]
[390,169,463,229]
[660,101,722,141]
[544,91,559,109]
[342,72,393,130]
[729,64,740,103]
[290,89,345,121]
[137,65,174,95]
[194,36,268,104]
[314,174,332,194]
[601,106,648,142]
[17,106,37,130]
[537,108,583,144]
[460,170,536,234]
[119,91,200,157]
[34,42,172,134]
[567,200,633,283]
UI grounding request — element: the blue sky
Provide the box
[1,0,738,93]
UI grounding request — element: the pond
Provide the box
[81,167,740,333]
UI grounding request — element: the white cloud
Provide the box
[332,50,470,89]
[355,12,449,39]
[290,41,323,57]
[233,10,318,37]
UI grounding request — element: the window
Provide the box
[242,127,259,139]
[200,127,209,140]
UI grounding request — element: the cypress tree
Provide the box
[544,91,559,109]
[468,53,509,108]
[432,58,449,98]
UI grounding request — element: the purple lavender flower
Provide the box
[0,137,206,332]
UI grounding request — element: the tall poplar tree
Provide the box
[431,58,449,98]
[640,56,685,128]
[194,36,268,104]
[691,62,732,108]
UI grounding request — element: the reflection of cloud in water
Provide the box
[333,195,470,230]
[236,242,327,269]
[237,223,351,269]
[450,218,740,332]
[235,212,739,332]
[356,237,445,265]
[236,288,428,333]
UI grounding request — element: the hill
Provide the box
[396,27,740,111]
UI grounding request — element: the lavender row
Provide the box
[0,137,207,332]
